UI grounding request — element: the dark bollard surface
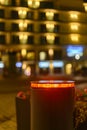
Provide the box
[16,91,30,130]
[31,80,75,130]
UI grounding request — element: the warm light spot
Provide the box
[46,23,54,32]
[83,3,87,12]
[45,11,54,20]
[22,62,27,70]
[24,66,31,76]
[48,49,54,56]
[0,0,10,5]
[18,10,27,19]
[70,24,79,31]
[31,81,75,88]
[75,54,80,60]
[27,52,35,60]
[19,22,27,31]
[70,34,79,42]
[65,63,72,75]
[19,34,28,44]
[21,49,27,57]
[46,35,55,44]
[70,12,78,19]
[28,0,40,8]
[39,51,46,60]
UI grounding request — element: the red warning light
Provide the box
[31,80,75,88]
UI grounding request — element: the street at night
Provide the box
[0,0,87,129]
[0,92,17,130]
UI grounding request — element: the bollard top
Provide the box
[31,80,75,88]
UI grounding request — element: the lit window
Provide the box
[70,34,79,42]
[0,0,10,5]
[19,22,27,31]
[39,61,49,68]
[28,0,40,8]
[27,52,35,60]
[39,51,46,60]
[18,10,27,19]
[70,24,79,31]
[70,12,78,19]
[65,63,72,75]
[67,45,83,57]
[48,49,54,57]
[83,3,87,12]
[45,11,54,20]
[21,49,27,57]
[22,62,27,70]
[46,23,54,32]
[46,35,55,44]
[19,34,28,44]
[0,0,4,4]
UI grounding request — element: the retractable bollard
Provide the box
[31,80,75,130]
[16,91,30,130]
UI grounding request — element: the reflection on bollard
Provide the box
[16,91,30,130]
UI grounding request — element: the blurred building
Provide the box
[0,0,87,76]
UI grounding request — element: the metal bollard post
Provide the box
[16,91,30,130]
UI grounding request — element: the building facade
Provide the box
[0,0,87,76]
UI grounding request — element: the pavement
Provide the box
[0,75,30,130]
[0,93,17,130]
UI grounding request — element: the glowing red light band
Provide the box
[31,81,75,88]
